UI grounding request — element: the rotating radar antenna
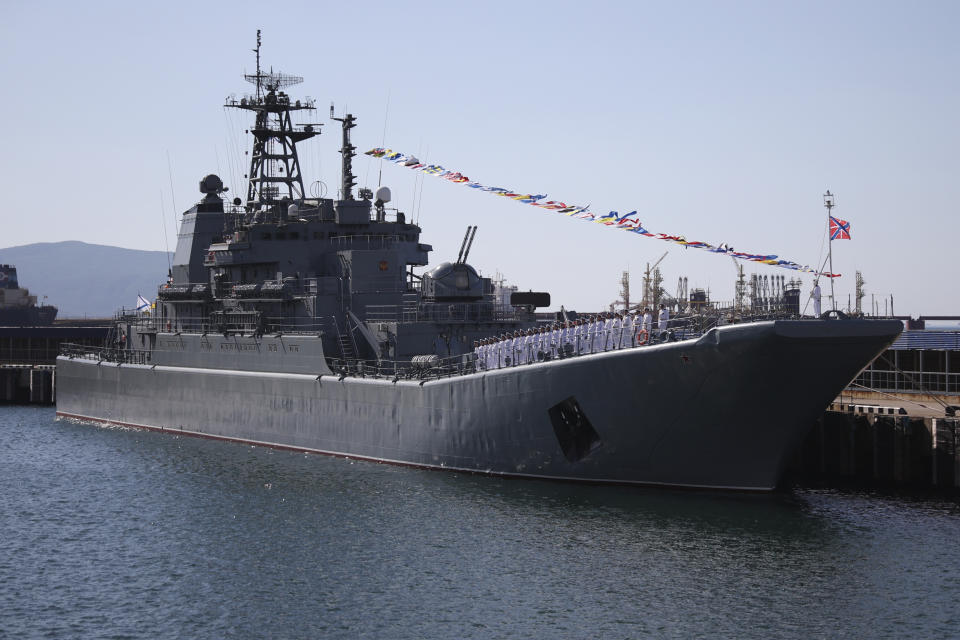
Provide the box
[244,30,303,96]
[245,70,304,93]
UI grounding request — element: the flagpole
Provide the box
[824,190,836,311]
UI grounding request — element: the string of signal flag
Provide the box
[366,147,851,278]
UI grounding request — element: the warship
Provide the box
[0,265,57,326]
[56,35,902,490]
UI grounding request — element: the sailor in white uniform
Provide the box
[611,313,623,350]
[597,315,608,352]
[622,312,634,348]
[642,308,653,339]
[563,321,576,356]
[573,319,585,355]
[658,304,670,338]
[591,316,603,353]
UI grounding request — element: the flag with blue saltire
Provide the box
[136,294,150,313]
[829,216,851,240]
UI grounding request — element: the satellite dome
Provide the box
[375,186,391,203]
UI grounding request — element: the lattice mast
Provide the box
[609,271,632,313]
[855,270,865,316]
[732,258,746,316]
[225,30,319,208]
[619,271,630,313]
[641,251,668,310]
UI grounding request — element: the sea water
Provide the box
[2,406,959,639]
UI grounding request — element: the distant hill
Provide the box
[0,241,172,318]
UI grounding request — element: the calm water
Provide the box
[2,407,959,639]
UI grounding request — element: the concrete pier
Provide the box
[0,323,106,405]
[0,324,109,366]
[0,364,55,405]
[787,411,960,491]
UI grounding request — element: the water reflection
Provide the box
[7,407,960,639]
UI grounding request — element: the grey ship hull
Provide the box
[56,319,901,491]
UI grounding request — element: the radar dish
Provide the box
[244,71,303,91]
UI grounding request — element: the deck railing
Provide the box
[57,319,691,381]
[364,302,531,324]
[63,314,854,383]
[60,344,152,365]
[120,314,329,337]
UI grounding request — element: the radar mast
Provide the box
[331,108,357,200]
[225,30,320,209]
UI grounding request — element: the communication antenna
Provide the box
[310,180,327,199]
[824,190,837,310]
[254,30,261,91]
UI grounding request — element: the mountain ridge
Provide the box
[0,241,172,317]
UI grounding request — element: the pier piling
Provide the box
[789,411,959,491]
[0,365,55,405]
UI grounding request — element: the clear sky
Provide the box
[3,0,958,317]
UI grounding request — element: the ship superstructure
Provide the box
[160,32,542,370]
[0,265,57,326]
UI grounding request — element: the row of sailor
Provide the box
[472,308,668,370]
